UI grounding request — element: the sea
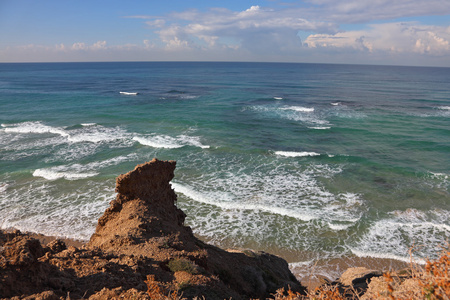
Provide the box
[0,62,449,281]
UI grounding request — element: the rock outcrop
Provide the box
[1,159,305,299]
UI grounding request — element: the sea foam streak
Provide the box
[352,208,450,262]
[2,121,69,137]
[175,167,364,251]
[119,91,138,95]
[133,136,183,149]
[173,162,363,232]
[172,182,317,222]
[308,126,331,130]
[33,154,137,181]
[350,249,426,265]
[133,134,210,149]
[0,179,114,240]
[33,169,98,181]
[2,121,132,145]
[0,183,8,193]
[275,151,321,157]
[248,105,330,127]
[67,125,130,144]
[282,106,315,112]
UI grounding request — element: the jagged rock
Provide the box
[0,234,57,298]
[1,159,306,299]
[46,239,66,254]
[89,158,306,299]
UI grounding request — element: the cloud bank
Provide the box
[1,1,450,66]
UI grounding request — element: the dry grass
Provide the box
[144,248,450,300]
[380,248,450,300]
[145,275,185,300]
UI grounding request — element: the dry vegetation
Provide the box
[145,249,450,300]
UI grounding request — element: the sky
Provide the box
[1,0,450,66]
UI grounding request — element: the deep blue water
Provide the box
[0,62,449,279]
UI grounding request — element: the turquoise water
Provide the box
[0,62,449,274]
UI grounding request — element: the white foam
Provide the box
[178,135,210,149]
[180,95,198,99]
[282,106,315,112]
[173,166,362,226]
[331,102,341,106]
[289,260,314,268]
[119,91,138,95]
[352,209,450,263]
[273,97,283,100]
[308,126,331,130]
[437,106,450,111]
[327,222,354,231]
[0,183,8,193]
[33,169,99,181]
[172,182,317,221]
[172,159,363,251]
[133,134,210,149]
[33,154,137,181]
[247,105,330,126]
[67,126,130,144]
[133,136,183,149]
[275,151,321,157]
[350,249,426,265]
[0,179,114,240]
[1,121,132,146]
[48,143,101,162]
[430,172,448,177]
[2,121,69,137]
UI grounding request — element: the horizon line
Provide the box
[1,60,449,69]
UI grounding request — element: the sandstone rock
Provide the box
[46,239,66,254]
[89,158,306,299]
[339,267,382,287]
[1,236,44,266]
[313,267,384,299]
[1,159,305,299]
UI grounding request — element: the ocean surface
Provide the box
[1,62,449,279]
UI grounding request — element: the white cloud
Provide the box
[92,41,107,50]
[302,0,450,23]
[151,5,336,55]
[2,3,449,66]
[70,41,107,51]
[71,42,87,50]
[304,23,450,56]
[146,19,166,28]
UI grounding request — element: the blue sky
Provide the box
[1,0,450,66]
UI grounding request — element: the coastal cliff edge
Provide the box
[0,159,305,299]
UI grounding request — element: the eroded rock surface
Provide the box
[1,159,305,299]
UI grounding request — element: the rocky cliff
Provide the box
[0,159,305,299]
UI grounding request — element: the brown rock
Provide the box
[46,239,67,254]
[1,159,306,299]
[88,158,305,299]
[339,267,382,287]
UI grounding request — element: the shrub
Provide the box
[168,259,199,275]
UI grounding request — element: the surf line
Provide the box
[119,91,139,95]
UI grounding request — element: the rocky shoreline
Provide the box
[0,159,434,299]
